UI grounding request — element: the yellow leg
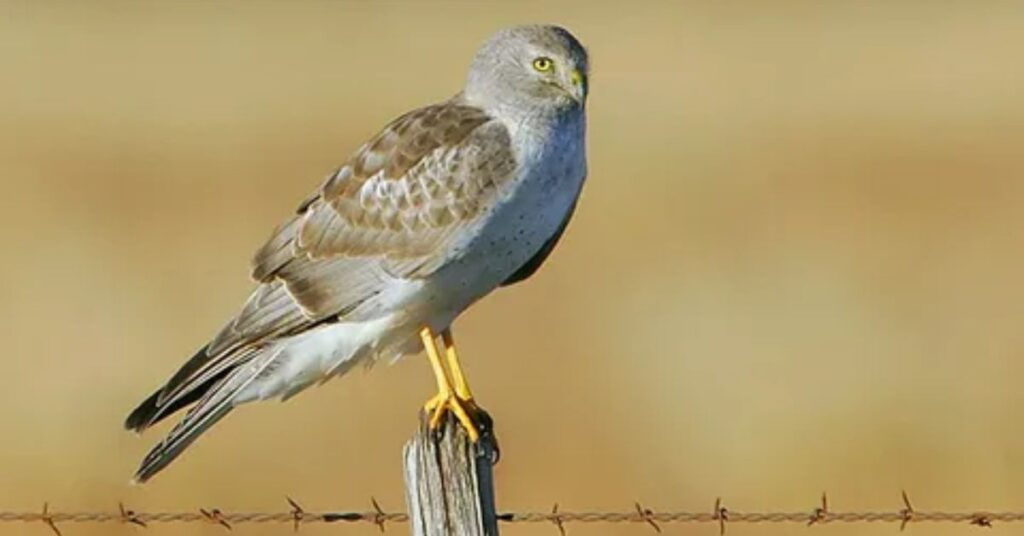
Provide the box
[421,327,452,403]
[420,327,480,442]
[442,328,475,401]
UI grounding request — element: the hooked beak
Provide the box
[564,68,587,104]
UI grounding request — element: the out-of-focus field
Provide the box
[1,2,1023,535]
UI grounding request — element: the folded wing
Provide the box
[129,101,517,431]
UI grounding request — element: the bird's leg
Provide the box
[421,327,454,412]
[441,328,475,402]
[420,327,481,442]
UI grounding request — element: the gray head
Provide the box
[463,25,589,115]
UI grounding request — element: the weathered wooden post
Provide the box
[403,410,499,536]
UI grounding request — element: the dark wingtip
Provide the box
[125,344,229,433]
[125,390,162,432]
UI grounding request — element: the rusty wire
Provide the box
[0,493,1019,533]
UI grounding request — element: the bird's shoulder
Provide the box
[250,99,519,284]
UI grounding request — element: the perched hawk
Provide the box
[126,24,589,483]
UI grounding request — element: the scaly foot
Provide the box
[424,392,482,442]
[419,327,482,442]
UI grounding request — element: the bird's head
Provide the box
[464,25,589,115]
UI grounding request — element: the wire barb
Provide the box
[40,502,61,536]
[900,490,915,531]
[286,496,304,532]
[808,492,829,526]
[200,508,232,531]
[118,502,147,528]
[713,497,729,536]
[550,503,566,536]
[634,502,661,533]
[370,497,387,533]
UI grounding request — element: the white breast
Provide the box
[426,109,587,313]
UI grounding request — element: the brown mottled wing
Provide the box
[258,102,516,313]
[152,102,516,410]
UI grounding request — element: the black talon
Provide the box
[471,407,500,465]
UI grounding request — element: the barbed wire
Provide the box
[1,492,1018,534]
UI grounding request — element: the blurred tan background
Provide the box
[2,1,1024,535]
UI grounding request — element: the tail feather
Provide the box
[132,394,235,484]
[131,350,279,483]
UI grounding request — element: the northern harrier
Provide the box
[125,25,589,483]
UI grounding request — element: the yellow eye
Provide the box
[532,57,554,72]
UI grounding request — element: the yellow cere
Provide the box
[570,69,583,87]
